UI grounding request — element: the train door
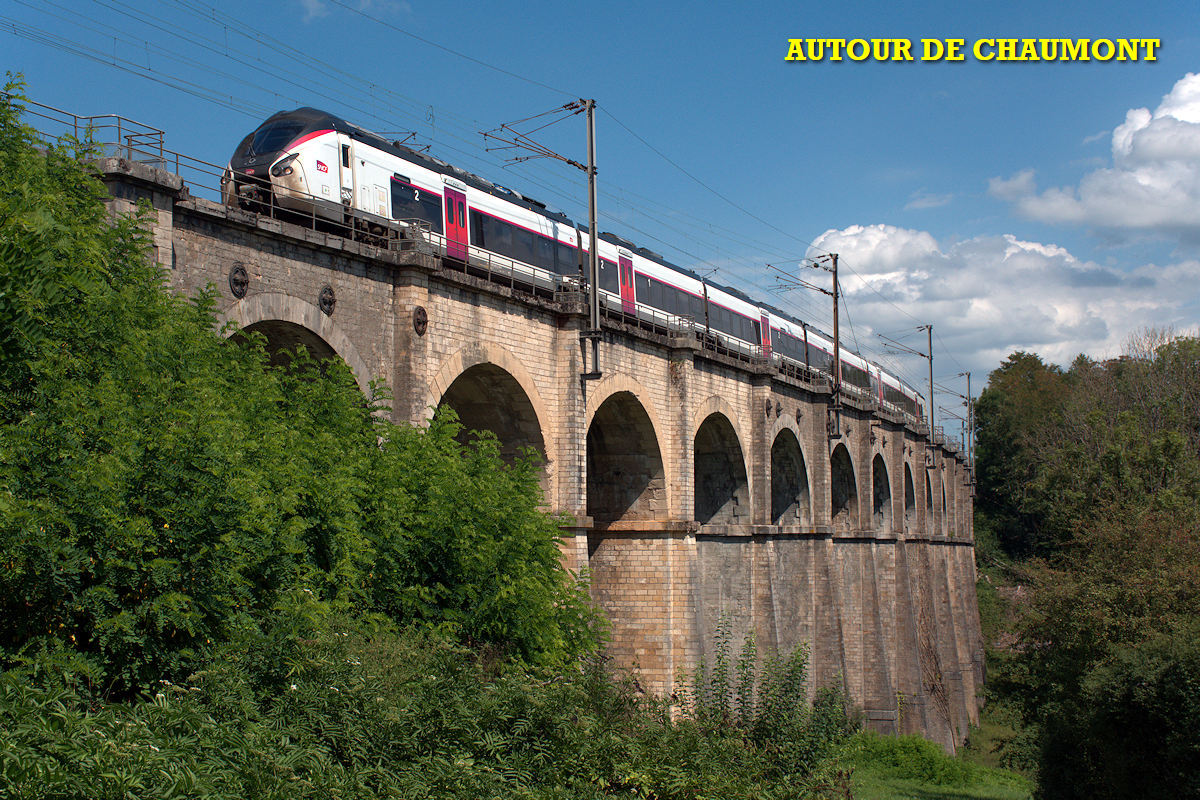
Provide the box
[760,313,771,356]
[336,134,355,209]
[444,187,467,260]
[618,252,635,315]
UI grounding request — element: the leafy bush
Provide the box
[848,731,979,786]
[0,85,598,696]
[680,617,860,782]
[2,621,859,800]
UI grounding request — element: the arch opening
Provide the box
[925,470,935,535]
[437,363,546,467]
[904,464,916,534]
[872,454,892,533]
[830,443,858,532]
[942,479,950,537]
[771,429,811,526]
[237,319,339,369]
[587,392,665,523]
[694,413,749,525]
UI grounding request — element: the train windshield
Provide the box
[249,120,305,155]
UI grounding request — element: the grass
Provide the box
[842,731,1034,800]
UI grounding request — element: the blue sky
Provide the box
[5,0,1200,421]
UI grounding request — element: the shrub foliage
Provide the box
[0,86,862,799]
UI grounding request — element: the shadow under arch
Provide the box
[872,453,892,532]
[771,428,811,526]
[436,362,547,467]
[942,478,950,537]
[586,391,666,524]
[904,463,916,534]
[925,469,938,536]
[694,412,749,525]
[831,442,858,532]
[220,292,373,394]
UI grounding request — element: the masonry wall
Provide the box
[103,159,983,749]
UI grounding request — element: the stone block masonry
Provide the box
[102,158,983,751]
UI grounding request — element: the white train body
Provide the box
[224,108,925,423]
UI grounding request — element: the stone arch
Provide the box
[872,453,892,533]
[903,464,916,534]
[771,428,811,526]
[691,395,749,449]
[221,291,372,393]
[694,412,750,525]
[436,364,547,465]
[830,442,858,532]
[427,343,551,467]
[586,390,666,523]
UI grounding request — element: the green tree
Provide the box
[0,87,598,695]
[973,351,1069,556]
[981,333,1200,798]
[1009,511,1200,799]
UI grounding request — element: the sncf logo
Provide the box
[316,160,329,173]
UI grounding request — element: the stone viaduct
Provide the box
[102,158,983,750]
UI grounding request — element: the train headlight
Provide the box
[270,153,300,177]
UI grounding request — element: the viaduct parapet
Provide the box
[102,157,983,750]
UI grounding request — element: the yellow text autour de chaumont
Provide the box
[784,38,1160,62]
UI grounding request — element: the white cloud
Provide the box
[904,190,952,210]
[297,0,410,22]
[990,73,1200,242]
[804,223,1200,381]
[987,169,1035,202]
[298,0,328,22]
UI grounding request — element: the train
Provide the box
[222,107,925,422]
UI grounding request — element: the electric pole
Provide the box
[878,324,935,440]
[481,99,601,377]
[585,99,600,378]
[770,253,842,437]
[927,324,934,435]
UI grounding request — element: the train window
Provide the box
[515,228,535,265]
[842,361,870,389]
[774,330,803,361]
[534,236,555,271]
[650,279,665,310]
[390,177,443,234]
[251,121,304,154]
[599,259,618,293]
[469,210,486,247]
[556,241,578,276]
[635,274,652,304]
[458,201,465,227]
[494,219,514,254]
[810,347,833,373]
[341,144,350,168]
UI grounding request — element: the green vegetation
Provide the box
[846,731,1033,800]
[0,86,870,799]
[1,621,863,800]
[974,340,1200,799]
[0,84,601,696]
